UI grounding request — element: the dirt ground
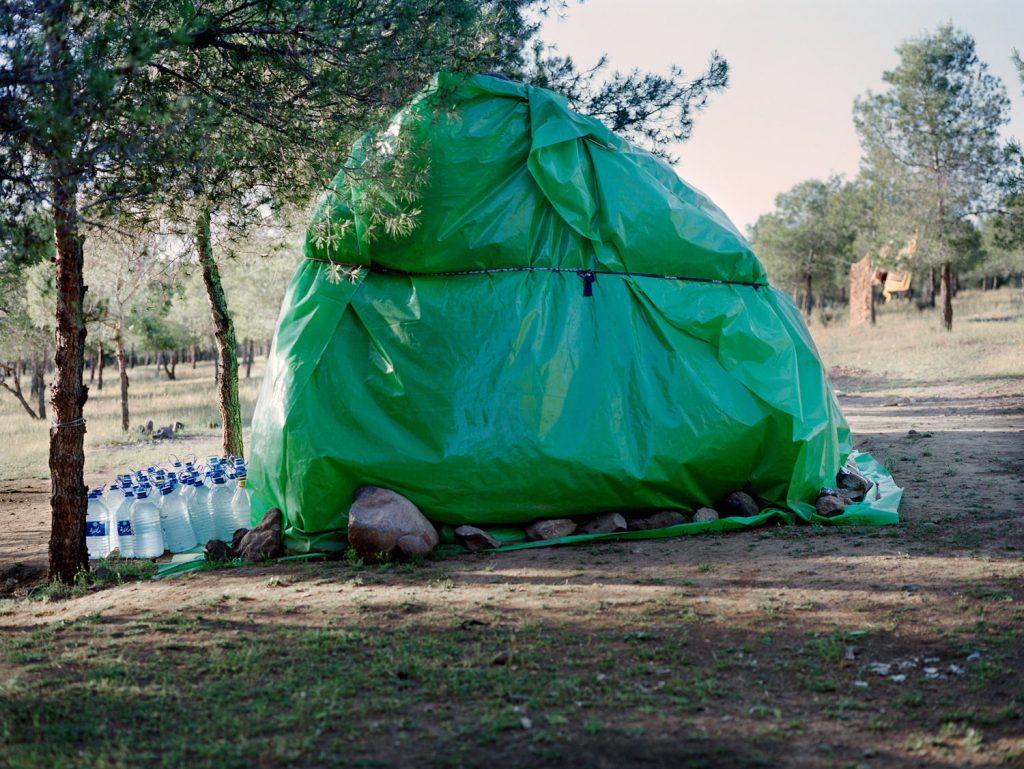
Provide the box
[2,369,1023,768]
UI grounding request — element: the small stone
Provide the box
[204,539,233,562]
[836,460,873,500]
[815,494,846,518]
[454,525,501,552]
[347,487,439,559]
[239,508,286,562]
[627,511,686,531]
[524,518,577,541]
[691,507,719,523]
[718,491,759,518]
[577,512,627,535]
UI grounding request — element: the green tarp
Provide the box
[247,72,900,553]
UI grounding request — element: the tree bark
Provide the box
[115,320,130,432]
[96,342,104,391]
[45,1,89,583]
[197,207,244,457]
[803,273,813,321]
[939,261,953,331]
[244,338,253,379]
[33,356,46,421]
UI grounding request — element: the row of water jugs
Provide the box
[85,455,253,559]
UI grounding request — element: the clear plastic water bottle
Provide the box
[131,487,165,558]
[86,490,110,559]
[158,483,197,553]
[189,476,216,544]
[115,488,136,558]
[230,471,252,532]
[209,473,237,540]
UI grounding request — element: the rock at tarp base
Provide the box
[231,528,249,552]
[348,487,439,559]
[692,507,719,523]
[815,494,846,518]
[627,511,686,531]
[454,525,502,552]
[239,508,286,562]
[204,539,234,562]
[525,518,577,541]
[578,512,628,535]
[718,491,759,518]
[837,460,873,501]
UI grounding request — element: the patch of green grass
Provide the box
[27,556,157,601]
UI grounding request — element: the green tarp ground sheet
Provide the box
[245,72,901,555]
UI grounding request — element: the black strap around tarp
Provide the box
[306,256,768,297]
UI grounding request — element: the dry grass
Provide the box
[0,358,266,481]
[812,289,1024,389]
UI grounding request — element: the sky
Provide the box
[540,0,1024,233]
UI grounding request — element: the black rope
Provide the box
[306,256,767,294]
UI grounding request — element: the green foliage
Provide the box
[853,25,1010,274]
[749,176,858,306]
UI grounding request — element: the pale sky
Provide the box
[541,0,1024,233]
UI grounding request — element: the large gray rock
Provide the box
[718,491,759,518]
[627,511,686,531]
[692,507,719,523]
[524,518,577,541]
[239,508,286,562]
[578,513,628,535]
[454,525,502,552]
[347,487,439,559]
[815,494,846,518]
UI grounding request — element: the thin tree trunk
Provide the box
[940,261,953,331]
[170,349,177,380]
[870,283,876,326]
[161,350,176,380]
[245,338,253,379]
[115,320,129,432]
[803,273,813,321]
[130,345,135,369]
[190,343,197,369]
[89,355,96,384]
[197,207,244,457]
[0,362,39,419]
[34,356,46,421]
[926,266,936,308]
[96,342,104,391]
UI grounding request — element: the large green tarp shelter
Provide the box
[247,72,900,552]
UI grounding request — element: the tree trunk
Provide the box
[190,343,197,369]
[115,321,129,432]
[89,355,96,384]
[130,345,135,368]
[34,356,46,421]
[48,180,89,579]
[926,266,936,308]
[0,362,40,419]
[170,349,177,380]
[939,261,953,331]
[803,273,813,321]
[96,342,104,391]
[870,283,876,326]
[197,207,244,457]
[45,0,89,583]
[244,338,253,379]
[161,350,176,380]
